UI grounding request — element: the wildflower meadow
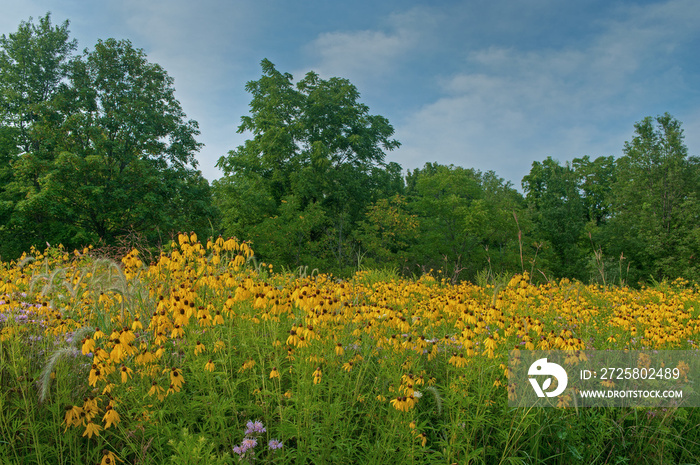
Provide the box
[1,235,699,464]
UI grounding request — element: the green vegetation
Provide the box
[1,241,699,464]
[2,13,700,285]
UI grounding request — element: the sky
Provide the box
[1,0,699,189]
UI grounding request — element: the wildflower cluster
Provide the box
[232,420,282,461]
[2,237,700,463]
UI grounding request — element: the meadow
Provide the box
[0,235,699,464]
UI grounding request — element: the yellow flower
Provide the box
[63,405,83,430]
[194,341,206,355]
[103,405,120,429]
[82,421,102,438]
[390,397,409,412]
[214,340,226,353]
[269,367,280,379]
[238,359,256,372]
[81,338,95,355]
[205,360,215,372]
[89,365,103,387]
[167,368,185,390]
[82,397,100,422]
[335,343,344,356]
[120,365,133,383]
[101,450,123,465]
[448,353,469,368]
[148,381,165,400]
[131,318,143,331]
[313,367,322,385]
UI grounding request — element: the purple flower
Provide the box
[240,438,257,452]
[245,420,266,435]
[268,439,283,450]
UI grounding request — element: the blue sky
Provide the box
[2,0,699,188]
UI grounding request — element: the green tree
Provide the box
[0,15,216,257]
[522,157,587,279]
[214,59,400,272]
[354,194,419,272]
[0,13,77,255]
[405,163,526,282]
[572,155,616,227]
[609,113,700,281]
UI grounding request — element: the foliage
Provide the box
[608,113,700,282]
[405,163,527,282]
[1,241,699,464]
[0,14,217,259]
[214,59,401,274]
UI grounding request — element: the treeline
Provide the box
[2,14,699,285]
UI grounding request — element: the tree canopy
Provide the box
[214,59,401,273]
[0,14,216,258]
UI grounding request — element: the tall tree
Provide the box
[214,59,400,271]
[609,113,700,281]
[405,163,526,281]
[0,16,216,257]
[522,157,587,279]
[0,13,77,254]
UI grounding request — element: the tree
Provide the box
[404,163,526,282]
[0,15,216,257]
[522,157,587,279]
[214,59,400,271]
[609,113,700,281]
[0,13,78,254]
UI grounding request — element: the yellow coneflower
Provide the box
[214,340,226,352]
[63,405,83,430]
[120,365,133,383]
[131,318,143,331]
[148,381,165,400]
[81,338,95,355]
[168,368,185,391]
[342,361,353,372]
[286,328,300,346]
[82,420,102,438]
[269,367,280,379]
[170,325,184,338]
[205,360,215,372]
[89,365,103,387]
[100,450,123,465]
[82,397,99,422]
[312,367,322,385]
[390,396,408,412]
[102,383,115,395]
[335,343,344,356]
[194,341,206,355]
[102,404,120,429]
[448,353,469,368]
[238,359,256,373]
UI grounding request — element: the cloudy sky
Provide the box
[2,0,699,188]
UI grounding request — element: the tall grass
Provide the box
[0,240,698,464]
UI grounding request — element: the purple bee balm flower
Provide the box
[245,420,266,435]
[268,439,283,450]
[240,438,257,452]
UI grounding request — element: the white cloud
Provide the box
[303,6,439,86]
[393,0,700,186]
